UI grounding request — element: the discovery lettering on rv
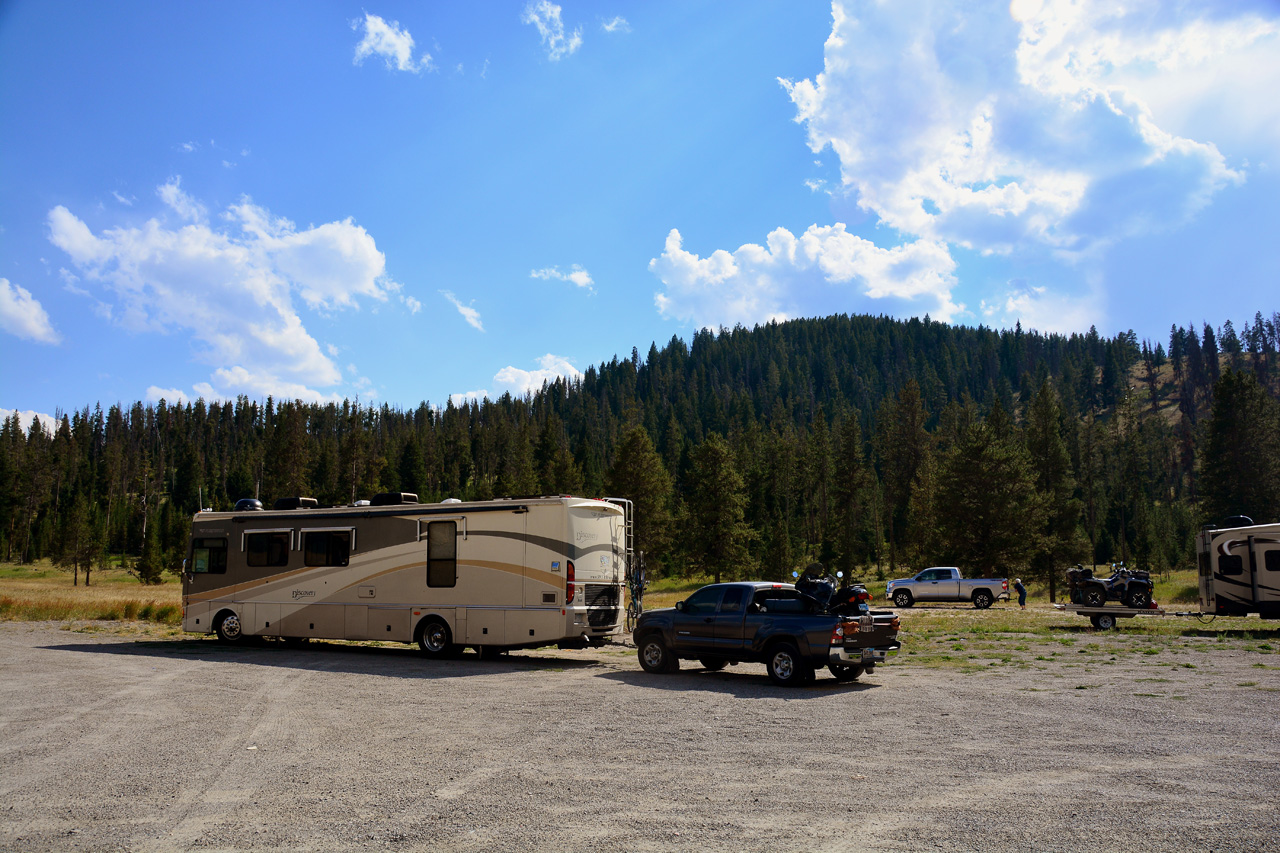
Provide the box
[575,530,598,544]
[291,589,316,601]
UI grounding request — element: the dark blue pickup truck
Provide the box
[633,581,900,686]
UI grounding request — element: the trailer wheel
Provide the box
[828,663,864,682]
[699,659,728,671]
[972,590,994,609]
[214,611,243,643]
[638,636,678,673]
[1082,587,1107,608]
[893,590,914,608]
[416,618,455,658]
[1093,613,1117,630]
[765,642,809,687]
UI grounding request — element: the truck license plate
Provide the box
[861,649,874,663]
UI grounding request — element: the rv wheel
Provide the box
[416,618,454,658]
[214,611,243,643]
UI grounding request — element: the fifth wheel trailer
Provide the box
[183,494,631,656]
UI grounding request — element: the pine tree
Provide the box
[605,426,675,573]
[1200,370,1280,524]
[684,434,752,583]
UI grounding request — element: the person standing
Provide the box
[1014,578,1027,610]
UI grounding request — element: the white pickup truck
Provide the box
[885,567,1010,609]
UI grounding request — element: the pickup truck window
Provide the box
[720,587,745,613]
[683,587,722,614]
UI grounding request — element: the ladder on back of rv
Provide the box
[603,497,635,582]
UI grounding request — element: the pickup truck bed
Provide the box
[633,581,900,686]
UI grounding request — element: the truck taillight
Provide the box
[830,624,850,645]
[1003,580,1009,590]
[566,560,576,604]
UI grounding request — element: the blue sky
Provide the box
[3,0,1278,426]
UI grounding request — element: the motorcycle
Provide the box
[793,564,873,616]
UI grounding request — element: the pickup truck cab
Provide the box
[633,581,900,687]
[885,567,1009,609]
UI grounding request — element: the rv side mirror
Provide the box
[675,601,684,612]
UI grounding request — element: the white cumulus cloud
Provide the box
[522,1,582,61]
[780,0,1252,258]
[494,354,582,397]
[0,277,60,344]
[46,181,406,402]
[650,227,959,330]
[353,12,433,73]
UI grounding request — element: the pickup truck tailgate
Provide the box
[832,612,900,665]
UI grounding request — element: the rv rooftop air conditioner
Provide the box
[235,498,264,512]
[273,496,319,510]
[370,492,419,506]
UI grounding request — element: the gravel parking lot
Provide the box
[1,621,1277,852]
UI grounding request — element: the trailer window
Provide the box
[246,532,290,568]
[191,538,227,574]
[1266,551,1280,572]
[1219,554,1244,576]
[304,531,350,567]
[427,521,456,587]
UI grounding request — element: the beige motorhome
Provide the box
[183,493,631,656]
[1196,518,1280,618]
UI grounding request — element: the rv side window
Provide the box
[427,521,457,587]
[191,538,227,574]
[1219,554,1244,576]
[304,531,350,567]
[246,532,290,568]
[1266,551,1280,572]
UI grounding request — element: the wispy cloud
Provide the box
[353,12,433,73]
[530,264,594,292]
[602,16,630,34]
[440,290,483,331]
[0,277,61,344]
[522,1,582,61]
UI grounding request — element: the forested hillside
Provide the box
[3,311,1278,595]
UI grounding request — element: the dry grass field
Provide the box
[0,561,182,626]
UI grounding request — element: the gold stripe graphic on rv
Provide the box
[185,564,329,604]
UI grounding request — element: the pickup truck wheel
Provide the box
[1082,587,1107,607]
[765,642,807,687]
[828,663,864,682]
[699,659,728,671]
[892,590,914,608]
[972,590,994,609]
[638,636,679,673]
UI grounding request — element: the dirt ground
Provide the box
[1,620,1277,853]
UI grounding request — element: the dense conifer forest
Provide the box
[3,311,1278,596]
